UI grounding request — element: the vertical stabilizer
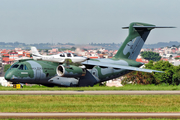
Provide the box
[31,46,41,57]
[114,22,155,60]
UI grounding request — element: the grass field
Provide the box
[1,84,180,91]
[0,95,180,113]
[0,118,174,120]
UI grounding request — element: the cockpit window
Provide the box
[11,64,19,68]
[60,54,65,57]
[18,64,24,70]
[24,65,28,70]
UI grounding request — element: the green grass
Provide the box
[1,84,180,91]
[0,95,180,113]
[0,118,175,120]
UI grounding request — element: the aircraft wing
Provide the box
[82,60,164,73]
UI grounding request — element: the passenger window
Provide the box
[24,65,28,70]
[18,64,24,70]
[67,53,71,57]
[73,53,77,57]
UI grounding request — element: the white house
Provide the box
[0,77,12,87]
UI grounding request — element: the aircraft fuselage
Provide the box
[5,58,143,87]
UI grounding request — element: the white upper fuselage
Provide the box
[33,53,87,63]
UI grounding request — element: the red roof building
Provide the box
[3,54,9,57]
[175,55,180,58]
[136,58,149,63]
[1,49,9,54]
[9,51,18,60]
[161,58,168,61]
[89,56,99,59]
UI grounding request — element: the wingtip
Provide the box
[154,26,176,28]
[122,27,129,29]
[152,70,165,73]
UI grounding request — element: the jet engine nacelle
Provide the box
[56,65,86,77]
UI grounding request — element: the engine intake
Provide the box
[56,65,86,77]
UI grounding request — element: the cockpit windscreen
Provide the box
[11,64,19,68]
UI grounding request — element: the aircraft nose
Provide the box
[83,57,88,61]
[4,72,11,81]
[80,57,88,62]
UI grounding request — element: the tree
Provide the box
[145,60,180,85]
[44,49,49,53]
[97,50,101,54]
[122,60,180,85]
[122,71,159,85]
[141,51,161,61]
[83,48,88,51]
[70,47,76,51]
[4,64,11,73]
[169,55,173,58]
[175,57,180,60]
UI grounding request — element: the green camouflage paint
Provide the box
[113,22,155,60]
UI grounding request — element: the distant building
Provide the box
[9,51,18,62]
[2,54,10,64]
[15,48,22,51]
[169,60,180,66]
[136,58,149,64]
[52,48,58,53]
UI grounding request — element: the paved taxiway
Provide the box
[0,113,180,119]
[0,90,180,95]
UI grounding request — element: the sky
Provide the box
[0,0,179,44]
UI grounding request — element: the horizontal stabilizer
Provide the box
[122,26,176,29]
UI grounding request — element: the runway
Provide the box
[0,113,180,119]
[0,90,180,95]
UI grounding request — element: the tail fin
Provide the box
[113,22,175,60]
[31,46,41,57]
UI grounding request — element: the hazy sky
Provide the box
[0,0,179,44]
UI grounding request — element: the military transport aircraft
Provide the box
[31,46,87,63]
[4,22,174,87]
